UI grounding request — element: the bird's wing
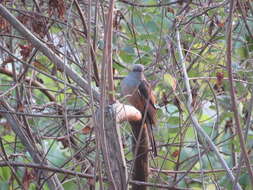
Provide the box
[138,80,156,110]
[138,80,158,156]
[137,79,157,125]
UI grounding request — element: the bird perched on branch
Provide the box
[121,64,157,157]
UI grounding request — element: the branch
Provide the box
[151,164,253,175]
[94,103,128,190]
[107,0,115,103]
[0,161,97,179]
[119,0,188,8]
[96,1,119,189]
[113,102,142,123]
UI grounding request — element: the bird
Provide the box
[121,64,157,157]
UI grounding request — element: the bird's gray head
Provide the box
[132,64,144,72]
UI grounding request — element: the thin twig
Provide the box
[119,0,188,8]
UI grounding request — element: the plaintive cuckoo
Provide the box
[121,64,157,156]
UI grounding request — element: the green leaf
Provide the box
[119,49,135,63]
[0,167,10,181]
[2,135,15,143]
[163,74,177,91]
[239,173,251,190]
[0,182,8,190]
[42,140,70,167]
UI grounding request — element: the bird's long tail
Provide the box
[146,120,157,157]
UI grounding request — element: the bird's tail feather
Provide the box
[146,122,157,157]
